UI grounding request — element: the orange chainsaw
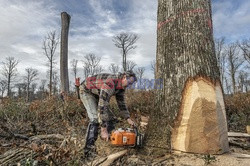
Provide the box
[110,126,144,148]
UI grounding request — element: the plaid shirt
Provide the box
[80,73,130,121]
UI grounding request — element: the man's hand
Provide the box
[101,127,109,142]
[127,118,136,127]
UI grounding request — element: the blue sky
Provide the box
[0,0,249,85]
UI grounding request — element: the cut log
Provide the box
[228,137,250,150]
[87,150,127,166]
[230,153,250,159]
[0,148,37,165]
[228,132,250,138]
[172,77,229,154]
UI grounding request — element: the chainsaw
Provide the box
[110,126,144,148]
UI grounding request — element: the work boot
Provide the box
[84,122,99,157]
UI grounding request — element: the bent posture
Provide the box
[79,71,137,155]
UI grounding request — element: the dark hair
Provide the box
[124,70,137,82]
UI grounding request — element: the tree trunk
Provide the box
[49,61,52,97]
[60,12,70,94]
[145,0,229,155]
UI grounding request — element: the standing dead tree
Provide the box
[146,0,229,155]
[238,71,248,92]
[126,60,137,71]
[82,53,103,78]
[24,68,38,102]
[70,59,78,79]
[238,38,250,65]
[109,63,119,74]
[112,33,138,71]
[43,31,59,97]
[1,57,19,97]
[226,43,244,94]
[60,12,71,95]
[215,37,227,87]
[0,80,7,97]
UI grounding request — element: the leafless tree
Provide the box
[30,83,37,100]
[238,71,248,92]
[39,79,47,92]
[43,30,59,97]
[60,12,71,95]
[70,59,78,79]
[136,67,145,80]
[215,37,227,86]
[82,53,103,78]
[109,63,119,74]
[112,33,139,71]
[1,57,19,97]
[52,71,59,95]
[24,68,38,101]
[151,60,156,74]
[126,60,137,71]
[0,80,7,97]
[136,67,146,89]
[226,43,244,94]
[238,38,250,65]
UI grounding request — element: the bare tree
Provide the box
[136,67,146,89]
[238,38,250,65]
[30,83,37,100]
[126,60,137,71]
[215,37,227,86]
[70,59,78,79]
[82,53,102,78]
[24,68,38,101]
[136,67,145,80]
[238,71,248,92]
[109,63,119,74]
[0,80,7,97]
[60,12,71,95]
[112,33,139,71]
[1,57,19,97]
[43,30,59,97]
[150,60,156,74]
[52,71,59,95]
[226,43,244,94]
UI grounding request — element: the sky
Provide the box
[0,0,249,88]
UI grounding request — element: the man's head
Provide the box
[121,70,137,88]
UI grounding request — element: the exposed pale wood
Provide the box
[30,134,64,141]
[87,150,128,166]
[230,153,250,159]
[172,78,229,154]
[228,132,250,138]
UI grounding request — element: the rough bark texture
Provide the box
[60,12,70,94]
[145,0,229,154]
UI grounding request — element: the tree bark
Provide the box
[145,0,229,155]
[60,12,70,94]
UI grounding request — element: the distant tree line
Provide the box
[0,31,150,101]
[215,37,250,94]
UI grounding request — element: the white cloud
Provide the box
[0,0,249,89]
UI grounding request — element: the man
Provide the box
[79,70,137,156]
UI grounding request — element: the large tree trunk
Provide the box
[60,12,70,94]
[145,0,229,154]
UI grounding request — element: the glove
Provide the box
[127,118,136,127]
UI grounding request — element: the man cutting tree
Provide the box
[77,70,137,156]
